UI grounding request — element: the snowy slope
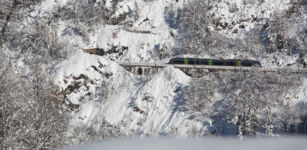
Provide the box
[2,0,306,148]
[56,56,211,137]
[48,0,209,139]
[208,0,292,38]
[54,49,210,137]
[96,0,185,62]
[56,51,307,138]
[48,0,307,141]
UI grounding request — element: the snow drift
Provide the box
[60,137,307,150]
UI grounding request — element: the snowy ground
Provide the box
[50,0,307,139]
[60,137,307,150]
[55,51,307,138]
[55,51,208,137]
[1,0,306,149]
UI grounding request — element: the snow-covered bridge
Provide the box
[118,62,307,77]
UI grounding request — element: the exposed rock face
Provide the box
[109,12,128,25]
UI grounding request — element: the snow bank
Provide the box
[97,25,172,62]
[60,137,307,150]
[66,64,210,137]
[121,66,197,135]
[96,0,184,62]
[51,0,306,140]
[54,51,107,87]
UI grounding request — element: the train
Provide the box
[168,58,261,67]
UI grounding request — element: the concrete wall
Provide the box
[82,48,104,55]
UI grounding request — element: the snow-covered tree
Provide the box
[221,71,301,136]
[183,70,302,136]
[182,73,218,118]
[0,1,71,149]
[177,0,211,55]
[0,65,69,150]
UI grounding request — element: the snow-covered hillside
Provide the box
[33,0,305,64]
[55,52,211,138]
[1,0,306,148]
[207,0,293,37]
[50,0,307,141]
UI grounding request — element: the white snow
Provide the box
[96,0,184,62]
[35,0,71,17]
[65,64,209,137]
[297,78,307,104]
[97,24,173,62]
[54,47,210,137]
[50,0,307,140]
[208,0,292,38]
[60,137,307,150]
[54,51,107,87]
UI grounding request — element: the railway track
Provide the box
[117,62,307,75]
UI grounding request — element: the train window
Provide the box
[200,60,208,65]
[242,62,251,66]
[216,62,223,65]
[190,59,198,64]
[224,61,235,66]
[178,60,184,64]
[194,60,199,64]
[213,60,223,65]
[189,59,195,64]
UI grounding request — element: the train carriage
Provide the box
[168,58,261,67]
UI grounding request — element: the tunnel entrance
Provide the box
[138,68,143,75]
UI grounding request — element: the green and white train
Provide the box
[168,58,261,67]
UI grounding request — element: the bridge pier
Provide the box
[144,68,151,75]
[125,66,132,72]
[124,66,161,76]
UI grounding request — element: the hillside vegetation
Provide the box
[0,0,306,149]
